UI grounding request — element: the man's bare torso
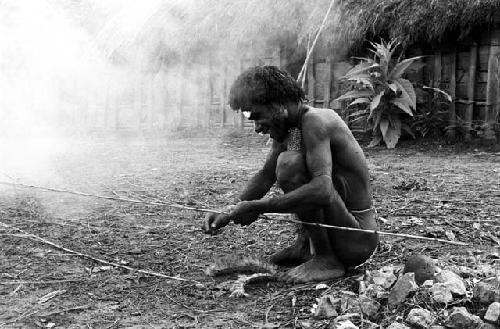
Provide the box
[279,106,372,210]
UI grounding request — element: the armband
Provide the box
[313,173,332,178]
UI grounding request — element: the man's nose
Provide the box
[254,122,263,133]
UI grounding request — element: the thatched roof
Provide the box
[330,0,500,53]
[65,0,500,68]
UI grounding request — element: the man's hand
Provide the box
[230,201,260,226]
[202,212,231,235]
[202,201,261,234]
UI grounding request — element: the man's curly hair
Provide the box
[229,66,305,111]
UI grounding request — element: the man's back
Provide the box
[302,107,372,210]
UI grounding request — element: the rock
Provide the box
[473,277,500,304]
[403,254,437,285]
[485,252,499,260]
[361,320,378,329]
[363,283,388,299]
[475,264,497,278]
[422,280,434,287]
[358,280,367,295]
[388,273,418,307]
[444,307,483,329]
[369,266,398,289]
[358,296,380,319]
[435,270,466,296]
[315,283,329,290]
[334,320,358,329]
[454,265,475,278]
[313,295,339,318]
[386,323,410,329]
[339,291,359,314]
[405,308,435,328]
[336,294,379,320]
[430,283,454,304]
[484,302,500,323]
[479,323,498,329]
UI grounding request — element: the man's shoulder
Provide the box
[302,107,345,130]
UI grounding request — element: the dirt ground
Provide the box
[0,131,499,328]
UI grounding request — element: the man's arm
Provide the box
[235,115,335,215]
[238,139,284,201]
[202,139,284,233]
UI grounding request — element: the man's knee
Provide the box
[276,151,308,192]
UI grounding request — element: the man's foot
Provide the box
[270,239,312,266]
[282,255,346,283]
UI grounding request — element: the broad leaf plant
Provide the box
[336,40,423,148]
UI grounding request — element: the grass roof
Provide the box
[85,0,500,67]
[330,0,500,52]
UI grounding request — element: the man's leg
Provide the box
[273,151,345,281]
[270,151,311,266]
[274,151,377,282]
[270,221,311,266]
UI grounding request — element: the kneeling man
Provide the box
[203,66,378,283]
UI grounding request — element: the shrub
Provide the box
[336,40,423,148]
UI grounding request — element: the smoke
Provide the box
[0,1,92,182]
[0,0,329,185]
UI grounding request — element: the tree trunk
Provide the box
[485,29,500,143]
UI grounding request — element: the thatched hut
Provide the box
[306,0,500,142]
[62,0,500,140]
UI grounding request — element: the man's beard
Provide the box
[270,120,289,142]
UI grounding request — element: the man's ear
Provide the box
[282,107,289,120]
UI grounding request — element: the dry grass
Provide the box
[0,134,498,328]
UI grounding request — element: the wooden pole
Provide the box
[323,55,332,108]
[0,221,199,283]
[221,64,227,127]
[114,91,120,130]
[178,65,186,129]
[485,29,500,143]
[148,74,155,130]
[434,51,442,88]
[0,181,469,247]
[307,56,315,106]
[465,42,478,142]
[208,57,214,127]
[428,51,442,118]
[104,75,111,129]
[239,59,245,128]
[297,0,337,85]
[133,74,142,130]
[447,50,457,140]
[194,73,200,127]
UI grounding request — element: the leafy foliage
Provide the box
[336,40,423,148]
[411,86,452,138]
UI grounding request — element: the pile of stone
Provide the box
[311,255,499,328]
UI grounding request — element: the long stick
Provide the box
[298,33,313,88]
[297,0,337,86]
[0,280,85,285]
[0,180,219,214]
[0,180,469,246]
[261,215,469,246]
[0,221,200,284]
[0,180,470,246]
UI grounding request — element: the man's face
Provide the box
[244,105,288,142]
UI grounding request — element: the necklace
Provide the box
[287,128,302,151]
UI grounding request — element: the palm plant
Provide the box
[336,39,423,148]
